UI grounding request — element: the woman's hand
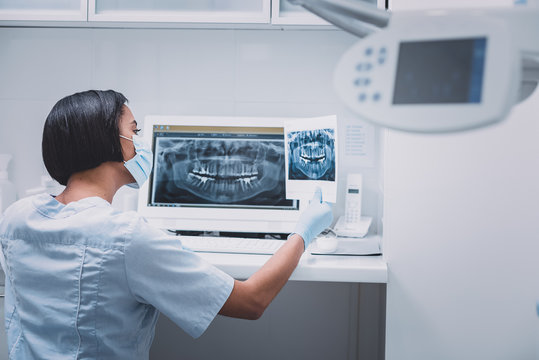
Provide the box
[291,188,333,249]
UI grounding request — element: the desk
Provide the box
[153,252,388,359]
[197,252,387,283]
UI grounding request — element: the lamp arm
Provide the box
[290,0,391,29]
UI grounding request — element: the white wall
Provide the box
[0,27,383,230]
[0,27,385,359]
[383,87,539,359]
[383,1,539,359]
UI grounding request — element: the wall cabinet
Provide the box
[0,0,87,21]
[389,0,514,10]
[88,0,270,24]
[271,0,384,25]
[0,0,386,26]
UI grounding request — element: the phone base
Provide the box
[335,216,373,238]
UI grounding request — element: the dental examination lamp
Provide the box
[290,0,539,133]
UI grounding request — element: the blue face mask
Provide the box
[120,134,153,189]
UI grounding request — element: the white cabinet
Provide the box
[88,0,271,23]
[0,0,87,21]
[271,0,385,25]
[389,0,514,10]
[0,0,391,26]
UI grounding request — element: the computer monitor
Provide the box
[138,116,304,234]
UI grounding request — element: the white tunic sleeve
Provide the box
[124,216,234,338]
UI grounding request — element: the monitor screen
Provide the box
[148,125,297,211]
[392,37,487,105]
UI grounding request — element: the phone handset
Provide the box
[343,173,363,228]
[335,173,372,238]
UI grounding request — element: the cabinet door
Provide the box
[89,0,270,23]
[0,0,87,21]
[272,0,385,25]
[389,0,514,10]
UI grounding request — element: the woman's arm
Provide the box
[219,189,332,319]
[218,234,304,319]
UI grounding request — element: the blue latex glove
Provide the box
[292,188,333,249]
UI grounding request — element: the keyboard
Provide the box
[179,236,285,255]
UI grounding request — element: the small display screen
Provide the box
[348,189,360,194]
[392,38,487,104]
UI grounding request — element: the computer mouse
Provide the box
[316,236,338,253]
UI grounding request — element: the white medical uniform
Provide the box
[0,194,234,359]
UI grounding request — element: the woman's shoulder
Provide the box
[3,194,36,216]
[121,211,167,239]
[0,195,42,235]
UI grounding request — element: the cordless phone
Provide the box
[335,173,372,238]
[343,173,362,227]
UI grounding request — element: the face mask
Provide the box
[120,134,153,189]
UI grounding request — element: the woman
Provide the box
[0,90,332,359]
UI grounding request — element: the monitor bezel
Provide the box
[138,115,304,233]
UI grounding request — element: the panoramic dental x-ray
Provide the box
[153,137,289,207]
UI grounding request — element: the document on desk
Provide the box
[284,115,338,203]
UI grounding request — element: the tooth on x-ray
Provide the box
[153,138,286,204]
[287,128,336,181]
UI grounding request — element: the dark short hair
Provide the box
[42,90,128,185]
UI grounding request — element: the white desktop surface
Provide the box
[197,251,387,283]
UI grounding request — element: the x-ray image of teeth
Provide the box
[152,137,292,206]
[287,128,336,181]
